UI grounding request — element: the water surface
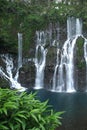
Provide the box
[28,88,87,130]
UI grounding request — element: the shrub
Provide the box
[0,88,63,130]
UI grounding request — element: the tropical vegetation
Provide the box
[0,88,63,130]
[0,0,87,55]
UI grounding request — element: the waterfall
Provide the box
[0,32,26,91]
[84,39,87,90]
[76,18,82,36]
[0,55,26,91]
[52,49,60,91]
[65,37,78,92]
[34,31,47,89]
[67,17,76,39]
[1,18,87,92]
[52,18,83,92]
[34,18,87,92]
[56,38,77,92]
[48,23,60,46]
[18,33,22,68]
[14,32,23,82]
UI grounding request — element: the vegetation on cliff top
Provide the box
[0,0,87,55]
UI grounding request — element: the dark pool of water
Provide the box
[27,88,87,130]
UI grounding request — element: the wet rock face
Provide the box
[0,26,87,92]
[74,37,86,91]
[44,65,54,89]
[0,78,9,89]
[19,61,35,88]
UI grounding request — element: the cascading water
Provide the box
[84,39,87,90]
[76,18,82,36]
[0,18,87,92]
[52,49,60,91]
[52,17,84,92]
[0,33,26,91]
[64,36,78,92]
[67,17,76,39]
[0,55,26,91]
[14,32,23,82]
[48,23,59,46]
[34,31,47,89]
[18,32,22,68]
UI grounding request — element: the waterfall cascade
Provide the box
[84,39,87,90]
[0,33,26,91]
[0,55,26,91]
[35,24,59,89]
[18,33,22,68]
[0,17,87,92]
[52,49,60,90]
[52,17,87,92]
[34,31,47,89]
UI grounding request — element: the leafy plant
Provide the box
[0,88,63,130]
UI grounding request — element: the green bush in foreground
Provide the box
[0,88,63,130]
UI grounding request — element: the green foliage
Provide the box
[0,0,87,54]
[0,88,63,130]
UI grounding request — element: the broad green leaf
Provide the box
[9,123,14,130]
[40,124,45,130]
[4,102,18,109]
[30,109,40,114]
[31,114,39,123]
[21,120,26,130]
[14,117,23,124]
[3,108,7,115]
